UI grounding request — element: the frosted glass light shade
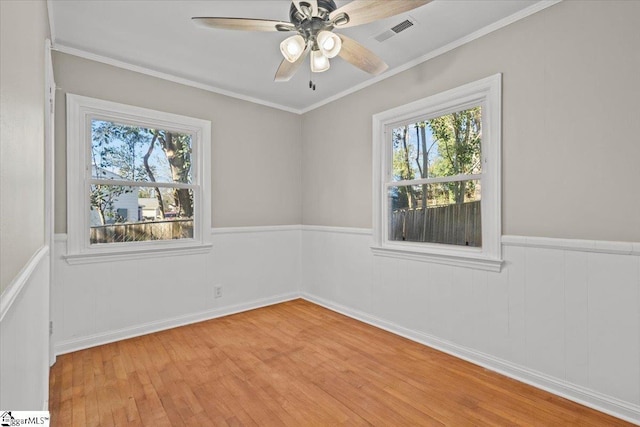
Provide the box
[280,35,306,63]
[310,50,330,72]
[317,31,342,58]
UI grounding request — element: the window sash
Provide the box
[87,115,199,186]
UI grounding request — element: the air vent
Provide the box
[391,19,414,34]
[374,17,417,43]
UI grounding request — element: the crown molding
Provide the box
[51,43,301,115]
[298,0,562,113]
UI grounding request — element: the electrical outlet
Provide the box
[214,286,223,299]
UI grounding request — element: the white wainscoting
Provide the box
[0,246,50,410]
[51,224,640,423]
[52,226,301,355]
[301,226,640,424]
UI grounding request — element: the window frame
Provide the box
[372,74,502,271]
[65,94,212,264]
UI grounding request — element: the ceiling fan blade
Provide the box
[274,45,311,82]
[330,0,431,28]
[292,0,318,18]
[192,17,295,32]
[338,34,388,75]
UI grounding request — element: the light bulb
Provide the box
[310,50,330,73]
[323,37,334,51]
[287,43,300,56]
[317,31,342,59]
[280,35,306,63]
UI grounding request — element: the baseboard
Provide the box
[301,293,640,425]
[55,291,300,355]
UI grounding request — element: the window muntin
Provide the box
[372,74,502,271]
[66,94,211,262]
[387,107,483,248]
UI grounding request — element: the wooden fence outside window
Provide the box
[390,200,481,247]
[90,219,193,244]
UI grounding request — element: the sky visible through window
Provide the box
[392,123,437,181]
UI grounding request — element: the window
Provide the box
[66,94,211,263]
[372,75,502,271]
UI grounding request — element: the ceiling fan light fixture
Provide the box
[310,49,330,73]
[280,35,306,62]
[317,31,342,58]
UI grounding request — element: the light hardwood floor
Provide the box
[49,299,631,426]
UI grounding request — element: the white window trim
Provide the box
[65,94,212,264]
[372,74,502,272]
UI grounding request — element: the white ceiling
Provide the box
[49,0,551,113]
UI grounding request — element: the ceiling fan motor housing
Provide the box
[289,0,337,24]
[289,0,338,50]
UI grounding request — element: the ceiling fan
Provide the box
[192,0,431,82]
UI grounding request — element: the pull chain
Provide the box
[308,67,316,91]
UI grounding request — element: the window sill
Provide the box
[64,242,213,265]
[370,244,503,272]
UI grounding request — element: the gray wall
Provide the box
[0,0,49,292]
[301,0,640,242]
[53,52,302,232]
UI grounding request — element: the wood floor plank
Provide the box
[49,299,633,426]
